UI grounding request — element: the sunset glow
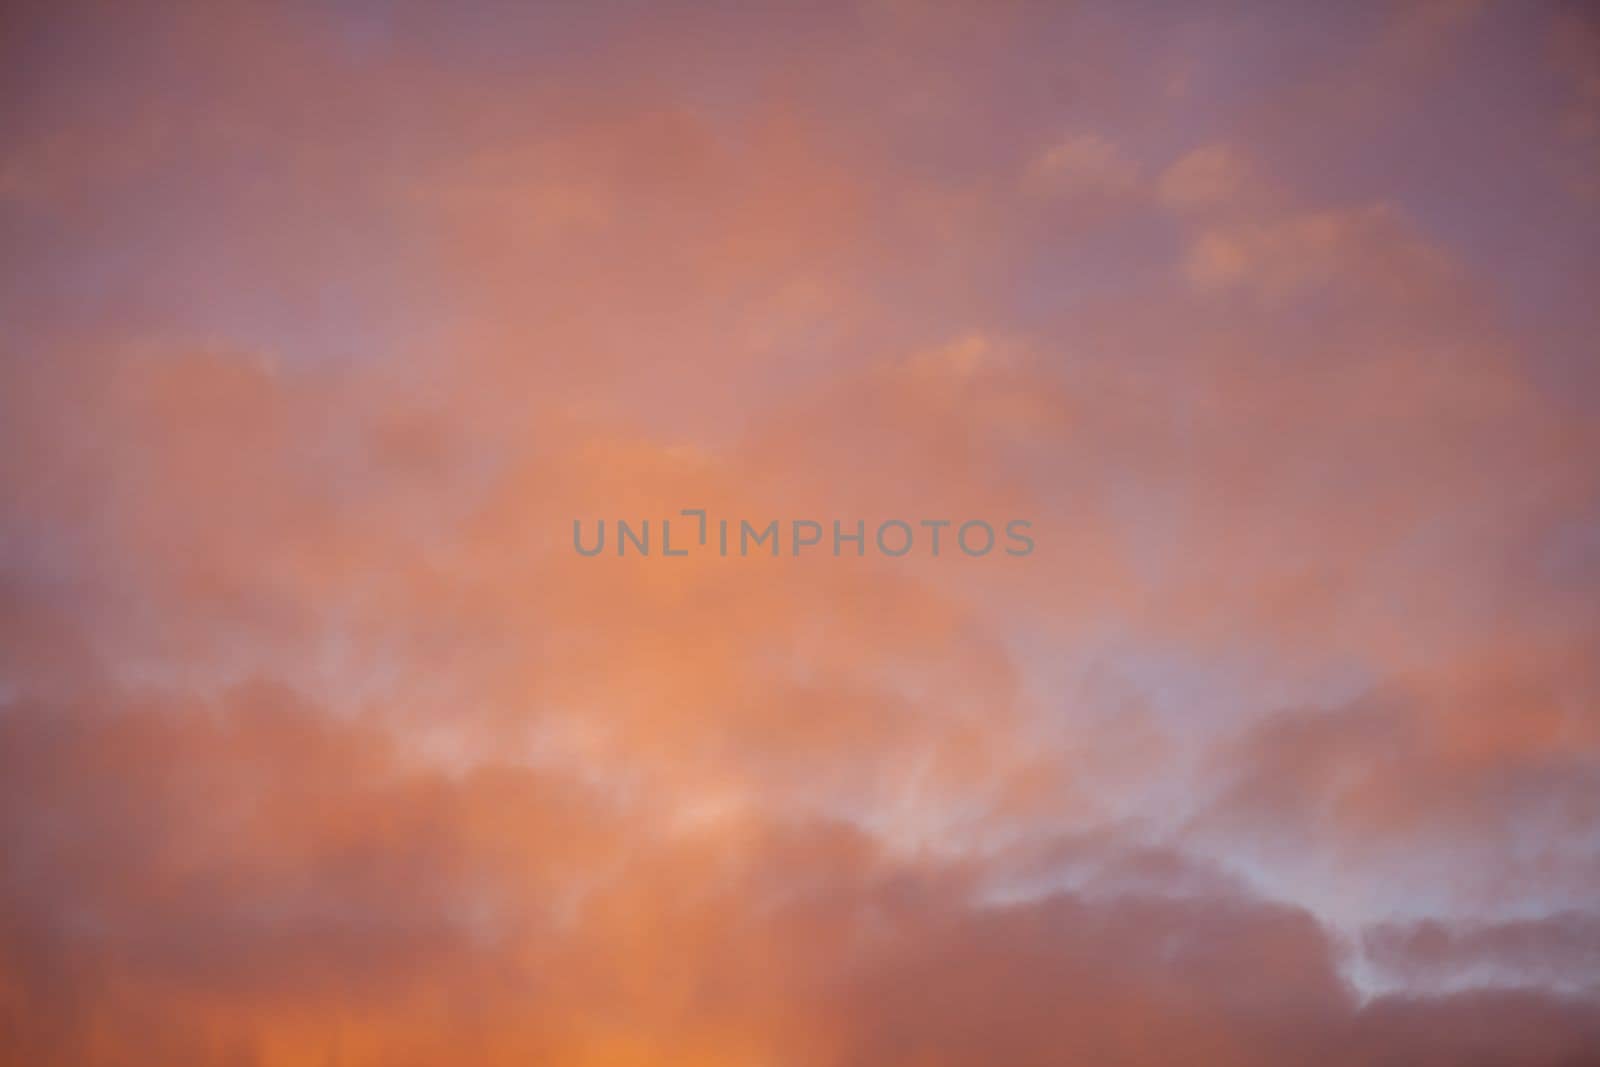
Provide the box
[3,2,1599,1064]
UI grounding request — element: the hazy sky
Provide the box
[3,2,1599,1064]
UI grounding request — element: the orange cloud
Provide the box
[2,1,1598,1063]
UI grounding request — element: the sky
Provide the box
[2,1,1599,1064]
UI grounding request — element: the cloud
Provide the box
[2,0,1598,1063]
[1024,133,1141,198]
[1364,913,1600,996]
[4,684,1600,1066]
[1180,203,1459,298]
[1159,144,1253,211]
